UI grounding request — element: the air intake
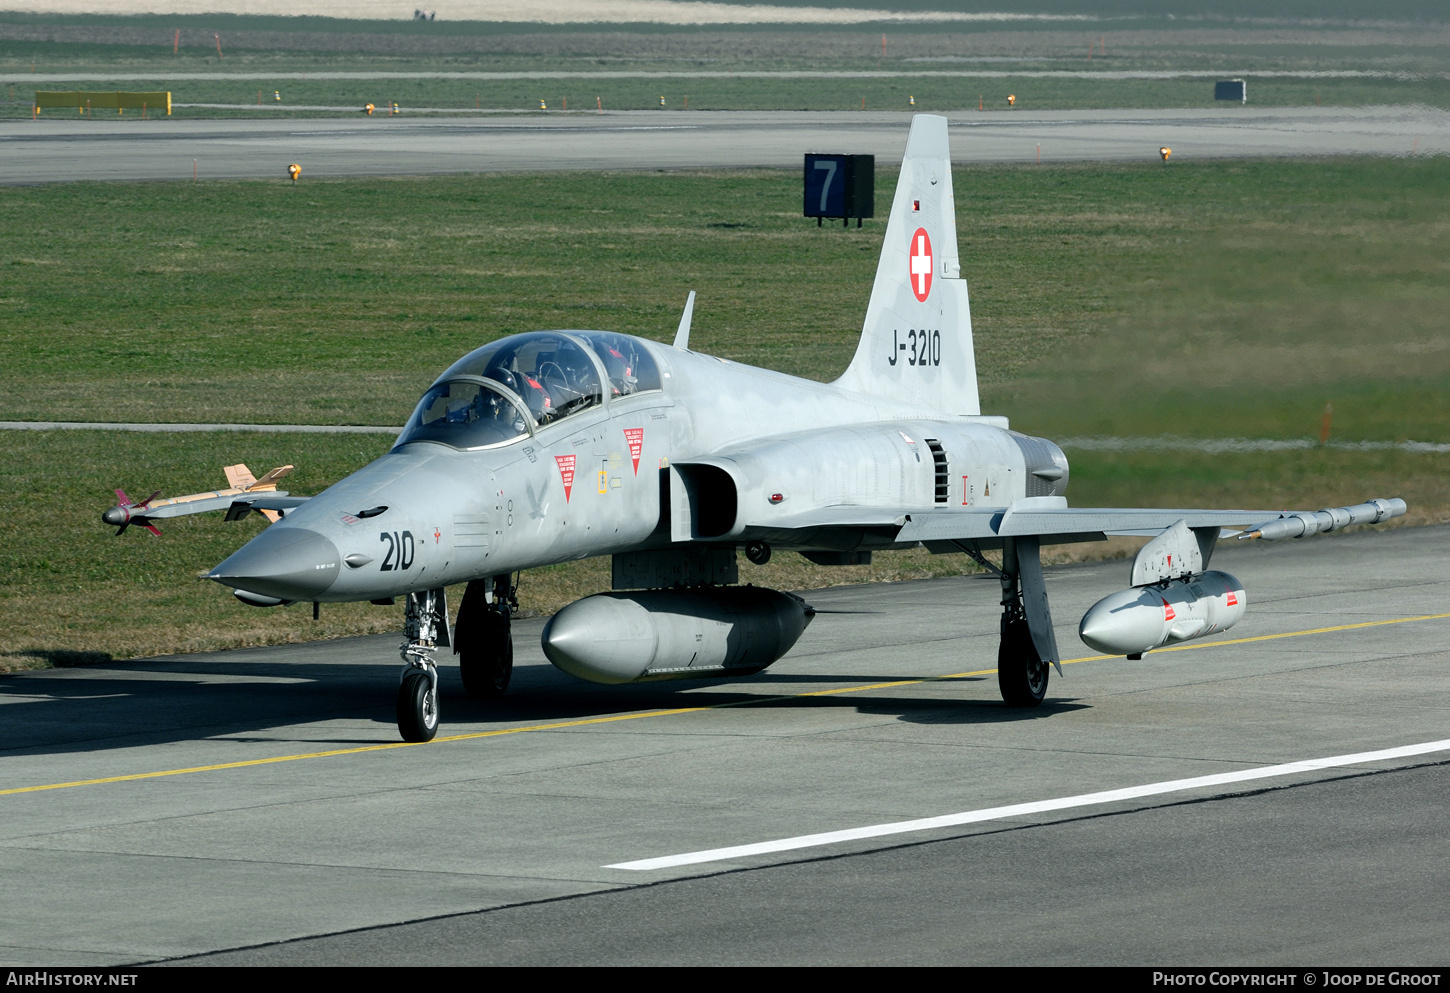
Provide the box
[925,439,949,504]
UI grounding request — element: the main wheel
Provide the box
[397,670,439,742]
[460,608,513,699]
[998,617,1049,708]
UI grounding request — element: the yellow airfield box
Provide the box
[35,91,171,115]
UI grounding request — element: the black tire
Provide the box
[397,670,439,742]
[998,617,1048,708]
[460,608,513,699]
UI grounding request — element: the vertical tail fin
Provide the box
[833,115,979,415]
[224,464,256,490]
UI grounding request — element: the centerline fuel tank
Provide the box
[542,586,813,684]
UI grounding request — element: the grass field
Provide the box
[3,10,1449,116]
[11,73,1450,117]
[2,157,1447,669]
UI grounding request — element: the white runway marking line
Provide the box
[606,738,1450,871]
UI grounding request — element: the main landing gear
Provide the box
[995,536,1060,708]
[455,574,515,700]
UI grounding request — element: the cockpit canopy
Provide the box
[395,331,663,452]
[577,331,662,398]
[396,380,531,451]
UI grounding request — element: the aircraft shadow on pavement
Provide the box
[1,649,1078,759]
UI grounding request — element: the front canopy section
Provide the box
[396,380,533,451]
[438,331,605,426]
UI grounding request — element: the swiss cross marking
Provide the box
[909,227,933,302]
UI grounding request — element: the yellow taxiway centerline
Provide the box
[6,611,1449,798]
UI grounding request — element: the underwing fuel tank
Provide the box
[542,586,814,685]
[1078,571,1246,658]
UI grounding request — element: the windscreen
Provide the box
[395,380,532,450]
[439,332,603,426]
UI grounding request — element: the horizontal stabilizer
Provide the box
[250,465,294,491]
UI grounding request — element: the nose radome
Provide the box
[209,528,341,601]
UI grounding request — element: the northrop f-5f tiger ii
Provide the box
[106,115,1406,742]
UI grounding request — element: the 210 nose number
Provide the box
[379,530,415,571]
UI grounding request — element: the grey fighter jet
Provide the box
[115,116,1405,742]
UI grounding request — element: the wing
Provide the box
[104,464,307,534]
[147,494,310,521]
[736,496,1407,551]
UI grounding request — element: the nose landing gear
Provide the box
[398,587,450,742]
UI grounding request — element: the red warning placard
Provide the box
[623,428,644,475]
[555,454,576,502]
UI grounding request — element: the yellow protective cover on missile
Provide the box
[35,91,171,114]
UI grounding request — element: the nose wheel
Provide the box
[397,668,439,742]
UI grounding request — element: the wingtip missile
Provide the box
[103,464,305,535]
[1237,498,1406,541]
[103,488,161,536]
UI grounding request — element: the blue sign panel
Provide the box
[804,154,847,218]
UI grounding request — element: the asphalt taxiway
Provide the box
[2,523,1447,965]
[3,106,1444,184]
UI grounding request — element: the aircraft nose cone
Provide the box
[101,506,126,526]
[208,527,341,601]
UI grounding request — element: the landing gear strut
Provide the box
[398,587,450,742]
[997,536,1060,708]
[455,574,515,699]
